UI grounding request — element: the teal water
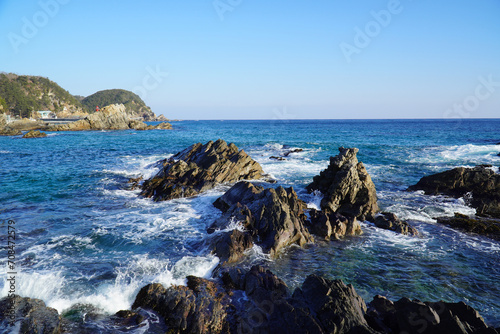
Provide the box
[1,119,499,329]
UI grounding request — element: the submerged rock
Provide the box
[22,130,47,138]
[283,148,303,157]
[307,147,379,221]
[373,212,419,236]
[141,139,264,201]
[0,295,61,333]
[436,213,500,241]
[409,166,500,218]
[208,181,313,260]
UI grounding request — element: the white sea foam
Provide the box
[3,254,219,315]
[410,144,500,167]
[378,190,476,224]
[0,150,12,154]
[247,143,327,184]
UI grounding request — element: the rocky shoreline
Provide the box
[1,140,499,333]
[0,104,173,135]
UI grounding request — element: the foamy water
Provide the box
[1,120,499,328]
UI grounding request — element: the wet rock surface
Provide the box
[308,209,363,241]
[307,147,379,221]
[409,165,500,218]
[436,213,500,241]
[0,295,61,334]
[373,212,419,236]
[141,139,264,201]
[208,181,313,260]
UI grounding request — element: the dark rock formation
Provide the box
[208,181,314,260]
[307,147,379,221]
[132,277,230,334]
[132,266,378,334]
[436,213,500,241]
[22,130,47,138]
[48,104,161,131]
[283,148,303,157]
[366,295,497,334]
[210,229,253,264]
[308,209,363,241]
[0,295,61,333]
[408,166,500,218]
[373,212,419,236]
[141,140,264,201]
[270,156,286,161]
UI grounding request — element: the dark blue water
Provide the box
[1,119,499,328]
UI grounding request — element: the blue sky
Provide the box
[0,0,499,119]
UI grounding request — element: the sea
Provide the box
[1,119,499,331]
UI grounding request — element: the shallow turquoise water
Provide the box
[0,119,499,328]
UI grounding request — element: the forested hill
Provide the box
[0,73,162,120]
[81,89,156,120]
[0,73,86,118]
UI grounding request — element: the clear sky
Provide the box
[0,0,499,119]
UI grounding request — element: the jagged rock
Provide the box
[308,209,363,241]
[373,212,419,236]
[0,295,61,334]
[140,139,264,201]
[131,266,499,334]
[366,295,496,334]
[307,147,379,221]
[22,130,47,138]
[436,213,500,241]
[270,156,286,161]
[208,181,314,259]
[48,104,154,131]
[132,277,230,334]
[283,148,303,157]
[409,166,500,218]
[211,229,253,264]
[292,275,376,334]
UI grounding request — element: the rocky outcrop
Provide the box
[146,122,172,130]
[0,114,22,136]
[48,104,159,131]
[366,295,496,334]
[208,181,314,260]
[132,266,376,334]
[22,130,47,138]
[373,212,419,236]
[0,295,61,333]
[140,140,264,201]
[409,166,500,218]
[308,209,363,241]
[307,147,379,221]
[132,277,231,333]
[436,213,500,241]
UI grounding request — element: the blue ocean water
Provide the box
[1,119,499,329]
